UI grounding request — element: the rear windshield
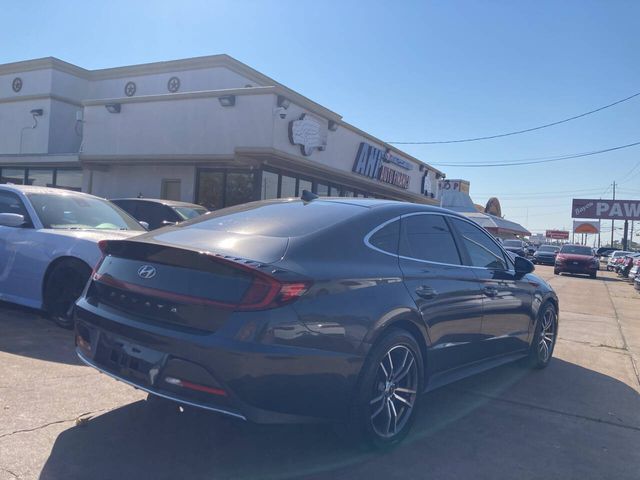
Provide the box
[560,245,593,256]
[538,245,559,252]
[177,200,365,237]
[173,206,208,220]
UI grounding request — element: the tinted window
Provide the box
[503,239,523,248]
[173,206,207,220]
[136,202,173,229]
[225,172,254,207]
[538,245,559,252]
[450,217,508,269]
[179,200,365,237]
[111,200,138,217]
[400,214,461,264]
[0,191,29,218]
[368,220,400,254]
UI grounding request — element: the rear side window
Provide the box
[399,214,461,264]
[0,191,29,218]
[449,218,508,270]
[178,200,365,237]
[368,219,400,254]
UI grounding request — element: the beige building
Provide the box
[0,55,444,208]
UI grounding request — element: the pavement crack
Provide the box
[0,409,109,440]
[604,281,640,389]
[1,468,20,480]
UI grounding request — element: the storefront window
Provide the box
[280,175,296,198]
[298,179,312,194]
[197,171,224,210]
[55,169,83,191]
[329,185,340,196]
[1,168,26,185]
[225,172,254,207]
[27,169,54,187]
[315,183,329,196]
[342,189,354,197]
[261,171,278,200]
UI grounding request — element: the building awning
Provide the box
[439,190,530,237]
[458,211,531,237]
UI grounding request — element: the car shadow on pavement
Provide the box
[0,301,80,365]
[39,358,640,480]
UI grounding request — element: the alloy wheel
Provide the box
[369,345,418,439]
[538,308,556,362]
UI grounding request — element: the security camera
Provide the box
[274,107,287,119]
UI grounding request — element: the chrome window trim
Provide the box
[364,211,516,272]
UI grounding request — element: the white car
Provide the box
[0,185,146,327]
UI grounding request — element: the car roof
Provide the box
[0,184,92,197]
[110,198,206,209]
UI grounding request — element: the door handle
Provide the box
[483,286,499,297]
[415,285,437,299]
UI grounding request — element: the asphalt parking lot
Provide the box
[1,265,639,480]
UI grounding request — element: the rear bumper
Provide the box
[75,299,363,424]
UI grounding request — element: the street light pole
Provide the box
[611,181,616,247]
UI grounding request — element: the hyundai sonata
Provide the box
[75,197,558,447]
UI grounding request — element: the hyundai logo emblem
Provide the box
[137,265,157,279]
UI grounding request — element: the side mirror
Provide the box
[514,255,535,275]
[0,213,26,228]
[139,221,150,230]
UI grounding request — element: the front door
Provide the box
[398,213,485,373]
[448,217,534,357]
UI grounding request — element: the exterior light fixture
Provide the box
[30,109,43,116]
[105,103,121,114]
[277,95,290,109]
[218,95,236,107]
[328,120,338,132]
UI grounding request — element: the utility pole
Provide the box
[610,181,616,247]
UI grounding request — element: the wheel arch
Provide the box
[41,256,92,310]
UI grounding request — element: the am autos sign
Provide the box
[572,199,640,221]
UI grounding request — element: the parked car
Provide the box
[554,244,599,278]
[634,272,640,293]
[627,256,640,280]
[502,239,528,258]
[532,244,560,265]
[618,253,640,279]
[75,198,558,448]
[110,198,208,230]
[607,251,632,271]
[0,185,146,327]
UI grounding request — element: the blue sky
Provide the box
[2,0,639,241]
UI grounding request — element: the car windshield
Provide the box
[28,193,145,231]
[538,245,559,252]
[560,245,593,256]
[173,206,208,220]
[503,240,522,247]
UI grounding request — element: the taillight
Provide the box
[236,279,311,311]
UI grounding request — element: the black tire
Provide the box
[349,328,424,449]
[43,259,92,329]
[590,272,597,279]
[527,303,558,369]
[553,269,559,275]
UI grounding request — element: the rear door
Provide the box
[448,217,534,357]
[398,213,485,372]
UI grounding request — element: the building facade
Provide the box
[0,55,444,208]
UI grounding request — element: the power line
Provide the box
[430,139,640,167]
[389,91,640,145]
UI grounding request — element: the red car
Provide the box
[554,244,599,278]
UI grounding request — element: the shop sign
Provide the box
[353,142,410,189]
[572,198,640,220]
[545,230,569,239]
[573,220,600,234]
[288,114,327,156]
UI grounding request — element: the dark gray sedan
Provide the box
[75,197,558,448]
